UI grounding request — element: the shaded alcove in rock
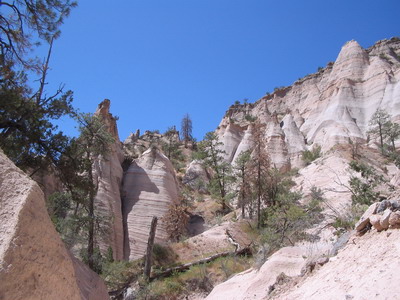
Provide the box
[187,214,206,237]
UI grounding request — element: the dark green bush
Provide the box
[302,145,321,165]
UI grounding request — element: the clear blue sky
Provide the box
[40,0,400,141]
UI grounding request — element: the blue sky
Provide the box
[40,0,400,141]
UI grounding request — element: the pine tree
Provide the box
[0,1,76,174]
[249,121,271,228]
[76,113,115,270]
[368,109,391,154]
[234,150,251,218]
[198,131,234,211]
[383,121,400,152]
[0,0,77,68]
[181,113,193,148]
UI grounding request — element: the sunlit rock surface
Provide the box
[122,148,180,260]
[216,38,400,163]
[93,99,125,260]
[0,151,108,300]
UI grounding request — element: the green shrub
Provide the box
[101,259,142,290]
[152,244,178,267]
[302,145,321,165]
[332,216,355,231]
[348,160,382,206]
[245,114,257,122]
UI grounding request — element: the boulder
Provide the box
[390,199,400,211]
[369,215,383,232]
[316,256,330,266]
[389,211,400,228]
[0,151,108,300]
[376,200,391,214]
[355,202,378,232]
[379,209,392,230]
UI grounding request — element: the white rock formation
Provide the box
[183,159,209,192]
[275,230,400,300]
[294,152,353,216]
[231,124,253,163]
[216,123,244,162]
[265,113,290,170]
[122,147,180,260]
[0,151,108,300]
[205,246,306,300]
[216,38,400,165]
[281,114,306,167]
[93,99,125,260]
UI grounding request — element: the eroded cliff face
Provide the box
[93,99,125,260]
[204,38,400,300]
[0,151,108,300]
[216,38,400,168]
[122,147,180,260]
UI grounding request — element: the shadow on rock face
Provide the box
[121,161,159,260]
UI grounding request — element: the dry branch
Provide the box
[150,246,251,280]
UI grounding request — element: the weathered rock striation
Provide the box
[274,228,400,300]
[216,38,400,168]
[92,99,125,260]
[0,151,108,300]
[205,246,307,300]
[122,147,180,260]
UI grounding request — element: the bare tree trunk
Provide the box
[144,216,158,280]
[379,123,384,154]
[151,247,251,280]
[87,151,95,270]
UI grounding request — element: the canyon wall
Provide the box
[216,38,400,168]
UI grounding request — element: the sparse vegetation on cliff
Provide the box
[302,145,322,165]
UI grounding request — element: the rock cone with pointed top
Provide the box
[122,147,180,260]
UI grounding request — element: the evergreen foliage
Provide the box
[368,109,391,154]
[181,113,193,148]
[383,120,400,151]
[301,145,321,165]
[234,150,252,218]
[48,113,115,271]
[0,65,74,173]
[0,1,77,174]
[161,126,185,170]
[0,0,77,68]
[259,172,322,254]
[348,160,382,206]
[197,131,235,211]
[250,121,271,228]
